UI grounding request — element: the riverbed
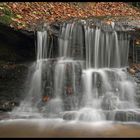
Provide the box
[0,119,140,138]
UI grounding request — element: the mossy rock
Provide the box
[0,15,12,25]
[0,4,15,25]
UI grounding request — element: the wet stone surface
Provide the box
[0,63,29,111]
[62,110,140,122]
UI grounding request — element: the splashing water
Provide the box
[12,20,138,122]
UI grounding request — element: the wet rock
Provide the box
[135,72,140,79]
[0,112,10,120]
[62,109,140,122]
[0,63,29,105]
[135,95,140,107]
[128,68,136,75]
[62,111,78,120]
[114,110,140,122]
[49,22,61,36]
[106,110,140,122]
[0,100,19,112]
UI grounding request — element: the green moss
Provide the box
[0,4,15,25]
[2,8,14,17]
[0,15,12,25]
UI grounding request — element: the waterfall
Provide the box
[12,20,138,122]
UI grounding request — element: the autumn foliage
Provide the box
[1,2,140,30]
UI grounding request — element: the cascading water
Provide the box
[12,19,139,122]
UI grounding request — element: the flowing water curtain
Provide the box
[11,20,138,122]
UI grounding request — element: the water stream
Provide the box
[11,20,139,123]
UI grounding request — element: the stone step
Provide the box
[62,110,140,122]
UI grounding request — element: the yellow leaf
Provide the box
[33,11,37,14]
[16,14,22,19]
[0,7,4,10]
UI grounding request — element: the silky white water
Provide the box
[11,21,138,122]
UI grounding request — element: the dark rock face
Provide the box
[0,63,29,111]
[0,23,35,63]
[0,23,36,111]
